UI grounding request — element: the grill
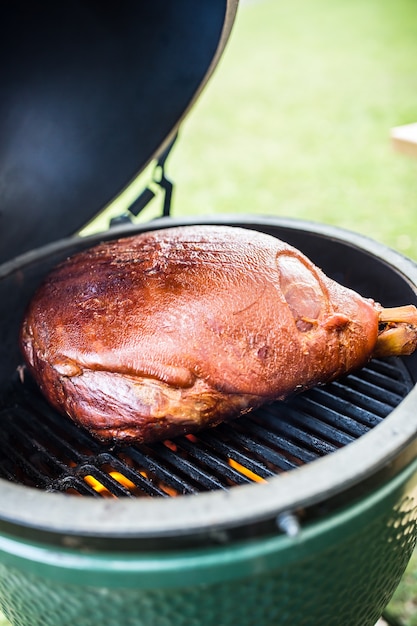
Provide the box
[2,1,417,625]
[0,357,413,499]
[2,217,417,626]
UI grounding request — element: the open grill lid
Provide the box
[0,0,238,264]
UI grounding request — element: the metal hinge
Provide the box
[110,133,177,227]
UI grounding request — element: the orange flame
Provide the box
[84,471,136,496]
[228,458,266,483]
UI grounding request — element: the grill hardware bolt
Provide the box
[276,511,301,537]
[208,528,230,544]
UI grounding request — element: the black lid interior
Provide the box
[0,0,238,264]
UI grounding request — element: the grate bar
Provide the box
[261,406,340,456]
[283,406,354,447]
[293,395,372,439]
[197,428,276,480]
[341,374,404,405]
[78,464,134,498]
[237,416,319,464]
[330,380,401,417]
[304,387,383,429]
[0,426,52,488]
[358,364,409,397]
[367,357,414,387]
[50,475,103,496]
[220,422,300,472]
[151,442,229,491]
[173,437,253,485]
[121,446,198,496]
[92,453,169,498]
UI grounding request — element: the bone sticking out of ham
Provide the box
[19,225,417,443]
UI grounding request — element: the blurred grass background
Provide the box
[170,0,417,263]
[1,0,417,624]
[86,0,417,261]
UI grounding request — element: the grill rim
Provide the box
[1,214,417,545]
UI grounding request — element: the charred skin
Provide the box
[19,225,417,443]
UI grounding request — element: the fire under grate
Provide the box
[0,357,413,498]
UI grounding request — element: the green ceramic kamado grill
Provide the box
[1,3,417,626]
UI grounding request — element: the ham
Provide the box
[19,225,417,443]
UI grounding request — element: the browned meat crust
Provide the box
[19,225,416,443]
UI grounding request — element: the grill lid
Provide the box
[0,0,238,264]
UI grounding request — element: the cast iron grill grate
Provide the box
[0,357,413,498]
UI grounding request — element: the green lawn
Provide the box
[87,0,417,261]
[2,0,417,624]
